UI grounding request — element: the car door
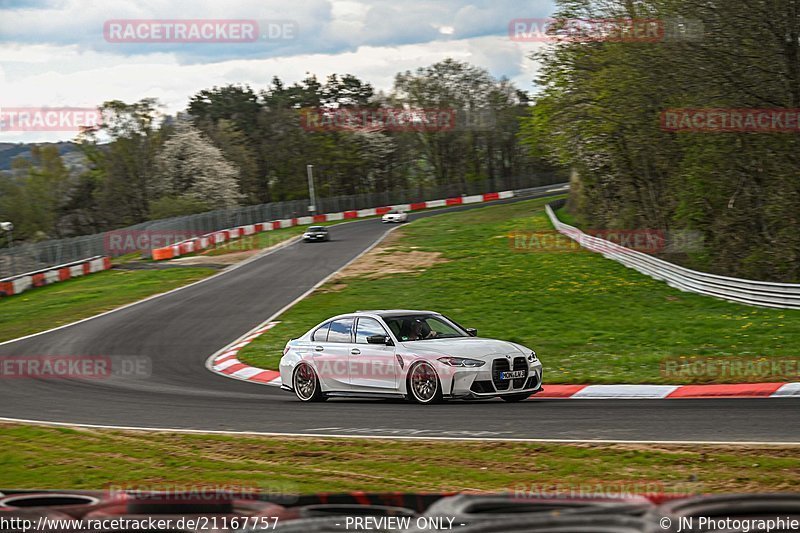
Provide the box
[311,318,353,391]
[348,316,398,392]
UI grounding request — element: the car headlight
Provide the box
[528,351,538,363]
[438,356,485,367]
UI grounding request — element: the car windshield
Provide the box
[308,226,326,231]
[381,314,468,341]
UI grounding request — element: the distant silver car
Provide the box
[381,210,407,223]
[303,226,329,242]
[279,310,543,404]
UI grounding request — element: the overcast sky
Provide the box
[0,0,554,142]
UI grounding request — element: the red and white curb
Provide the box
[209,323,800,398]
[153,190,517,260]
[538,383,800,399]
[0,256,111,298]
[210,321,282,386]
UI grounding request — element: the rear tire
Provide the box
[500,392,532,402]
[293,363,326,402]
[407,361,443,404]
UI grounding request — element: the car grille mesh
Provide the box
[513,357,527,388]
[491,359,510,390]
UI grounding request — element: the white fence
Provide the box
[546,202,800,310]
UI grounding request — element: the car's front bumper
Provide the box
[442,359,543,399]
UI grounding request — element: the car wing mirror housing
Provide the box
[466,328,478,336]
[367,335,393,345]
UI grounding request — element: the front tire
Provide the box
[500,392,532,402]
[293,362,325,402]
[407,361,443,404]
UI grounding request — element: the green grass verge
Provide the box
[0,209,430,343]
[0,424,796,493]
[0,268,215,342]
[238,196,800,383]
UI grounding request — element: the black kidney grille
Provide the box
[513,357,527,388]
[492,358,511,390]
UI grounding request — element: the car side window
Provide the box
[355,317,389,344]
[326,318,354,343]
[312,322,331,342]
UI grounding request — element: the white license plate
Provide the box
[500,370,525,380]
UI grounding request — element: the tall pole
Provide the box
[306,164,317,215]
[9,226,13,276]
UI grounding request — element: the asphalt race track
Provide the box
[1,191,798,444]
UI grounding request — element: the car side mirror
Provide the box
[367,335,393,346]
[466,328,477,336]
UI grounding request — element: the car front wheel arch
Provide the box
[292,362,326,402]
[406,361,443,404]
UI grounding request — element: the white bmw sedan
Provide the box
[381,210,408,223]
[279,310,543,404]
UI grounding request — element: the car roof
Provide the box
[317,310,440,324]
[355,309,439,317]
[307,226,327,230]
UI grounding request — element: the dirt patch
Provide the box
[319,283,349,294]
[331,233,449,283]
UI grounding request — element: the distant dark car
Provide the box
[303,226,330,242]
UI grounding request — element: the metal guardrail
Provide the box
[546,200,800,309]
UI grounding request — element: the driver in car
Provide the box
[408,319,437,340]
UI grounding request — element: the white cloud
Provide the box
[0,0,554,142]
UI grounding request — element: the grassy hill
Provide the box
[238,196,800,384]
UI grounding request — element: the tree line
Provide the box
[523,0,800,282]
[0,59,555,241]
[4,9,797,283]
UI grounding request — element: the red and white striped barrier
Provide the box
[209,321,282,385]
[537,383,800,399]
[209,321,800,398]
[153,191,516,260]
[0,256,111,298]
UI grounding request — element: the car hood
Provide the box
[399,337,527,359]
